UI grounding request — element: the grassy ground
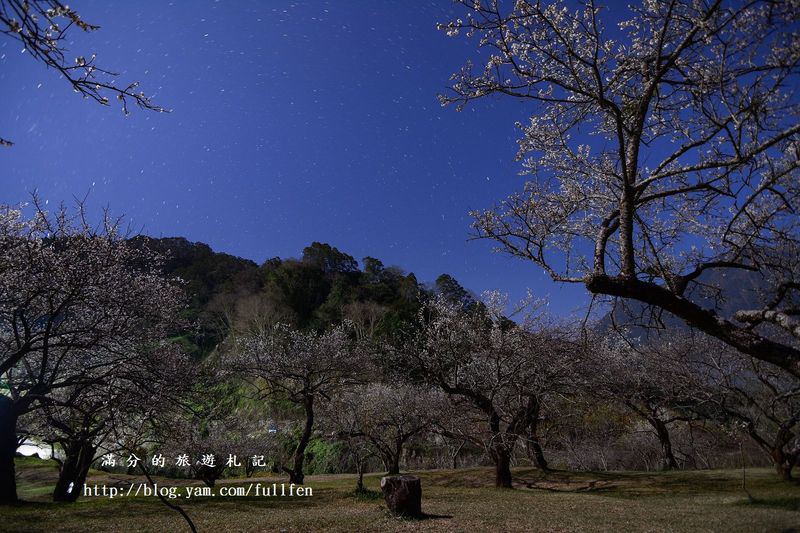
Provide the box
[1,457,798,532]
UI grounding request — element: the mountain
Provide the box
[131,237,470,357]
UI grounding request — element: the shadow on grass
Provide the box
[419,512,454,520]
[0,497,167,521]
[363,488,453,521]
[350,488,382,501]
[513,469,619,494]
[386,511,454,521]
[509,467,799,500]
[519,479,618,493]
[735,496,800,512]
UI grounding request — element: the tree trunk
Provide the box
[488,411,514,488]
[649,417,678,471]
[386,440,401,475]
[775,463,793,481]
[379,451,400,476]
[450,440,465,470]
[284,395,314,485]
[771,448,794,481]
[0,396,18,504]
[492,445,513,488]
[527,418,549,471]
[356,464,365,493]
[53,440,97,502]
[530,439,549,471]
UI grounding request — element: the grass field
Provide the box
[1,457,798,532]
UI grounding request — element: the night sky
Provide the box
[1,0,589,316]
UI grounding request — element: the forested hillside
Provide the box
[133,237,468,357]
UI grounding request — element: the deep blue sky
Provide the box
[1,0,589,316]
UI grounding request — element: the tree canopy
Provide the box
[440,0,800,376]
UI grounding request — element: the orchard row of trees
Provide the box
[2,199,797,509]
[215,291,799,488]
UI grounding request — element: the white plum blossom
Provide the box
[440,0,800,376]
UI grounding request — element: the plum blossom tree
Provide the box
[0,201,184,503]
[586,334,701,470]
[324,383,441,476]
[319,391,377,492]
[20,342,193,502]
[668,334,800,480]
[399,293,578,488]
[441,0,800,376]
[231,323,364,484]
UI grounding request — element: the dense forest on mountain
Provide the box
[131,237,465,358]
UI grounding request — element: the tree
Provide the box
[399,293,577,488]
[435,274,475,309]
[18,342,192,502]
[0,201,183,503]
[362,257,385,282]
[319,391,376,493]
[669,334,800,480]
[302,242,358,274]
[441,0,800,376]
[331,383,440,476]
[18,384,109,502]
[231,323,363,484]
[0,0,166,146]
[586,334,700,470]
[342,301,389,341]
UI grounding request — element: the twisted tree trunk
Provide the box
[489,412,514,488]
[491,444,513,489]
[386,436,403,475]
[386,453,401,476]
[773,451,793,481]
[649,417,678,471]
[283,395,314,484]
[529,438,549,472]
[53,439,97,502]
[526,403,549,471]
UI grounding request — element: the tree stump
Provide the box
[380,475,422,518]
